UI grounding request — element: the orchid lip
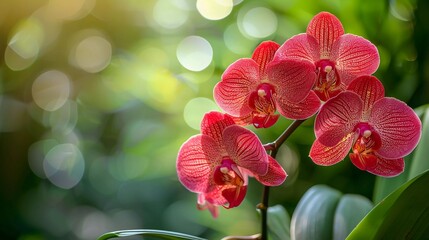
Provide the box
[248,83,278,127]
[314,59,341,101]
[349,122,382,171]
[214,158,244,186]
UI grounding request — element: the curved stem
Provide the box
[259,119,306,240]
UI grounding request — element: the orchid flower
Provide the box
[309,75,421,177]
[214,41,321,128]
[274,12,380,101]
[177,111,286,217]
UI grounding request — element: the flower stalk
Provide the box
[259,119,306,240]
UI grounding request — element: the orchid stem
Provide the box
[259,119,306,240]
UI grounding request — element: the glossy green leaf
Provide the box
[267,205,291,240]
[290,185,342,240]
[347,170,429,239]
[97,229,207,240]
[408,106,429,180]
[333,194,373,240]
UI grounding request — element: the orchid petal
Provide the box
[254,156,287,186]
[227,113,253,126]
[309,134,354,166]
[267,59,316,103]
[201,111,235,147]
[276,91,321,120]
[197,192,221,218]
[203,185,228,205]
[251,41,280,78]
[347,75,385,118]
[370,97,422,159]
[214,59,260,117]
[315,91,362,145]
[306,12,344,58]
[177,135,221,193]
[331,34,380,85]
[367,157,405,177]
[222,125,268,176]
[274,33,319,62]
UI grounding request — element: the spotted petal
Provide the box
[306,11,344,58]
[214,59,260,117]
[254,156,287,186]
[223,125,268,176]
[276,90,321,120]
[367,157,405,177]
[309,134,354,166]
[315,91,362,146]
[201,111,235,147]
[252,41,280,79]
[369,97,422,159]
[268,59,317,103]
[331,34,380,85]
[274,33,320,63]
[177,135,221,193]
[347,75,385,119]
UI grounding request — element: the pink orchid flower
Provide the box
[214,41,321,128]
[177,111,286,217]
[309,76,421,177]
[274,12,380,102]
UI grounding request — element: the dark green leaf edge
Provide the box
[97,229,208,240]
[347,170,429,239]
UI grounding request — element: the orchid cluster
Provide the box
[176,12,422,219]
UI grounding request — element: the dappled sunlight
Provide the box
[0,0,426,239]
[32,70,72,112]
[238,7,278,39]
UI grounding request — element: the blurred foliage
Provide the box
[0,0,427,239]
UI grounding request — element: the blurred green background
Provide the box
[0,0,428,239]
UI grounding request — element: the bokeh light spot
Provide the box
[28,139,58,179]
[43,143,85,189]
[389,0,413,21]
[5,18,44,70]
[177,36,213,71]
[239,7,277,38]
[72,35,112,73]
[48,100,78,133]
[153,0,189,29]
[196,0,233,20]
[224,23,256,54]
[32,70,71,112]
[184,97,220,130]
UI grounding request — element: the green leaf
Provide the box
[347,170,429,239]
[408,106,429,180]
[290,185,342,240]
[96,229,207,240]
[267,205,291,240]
[333,194,373,240]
